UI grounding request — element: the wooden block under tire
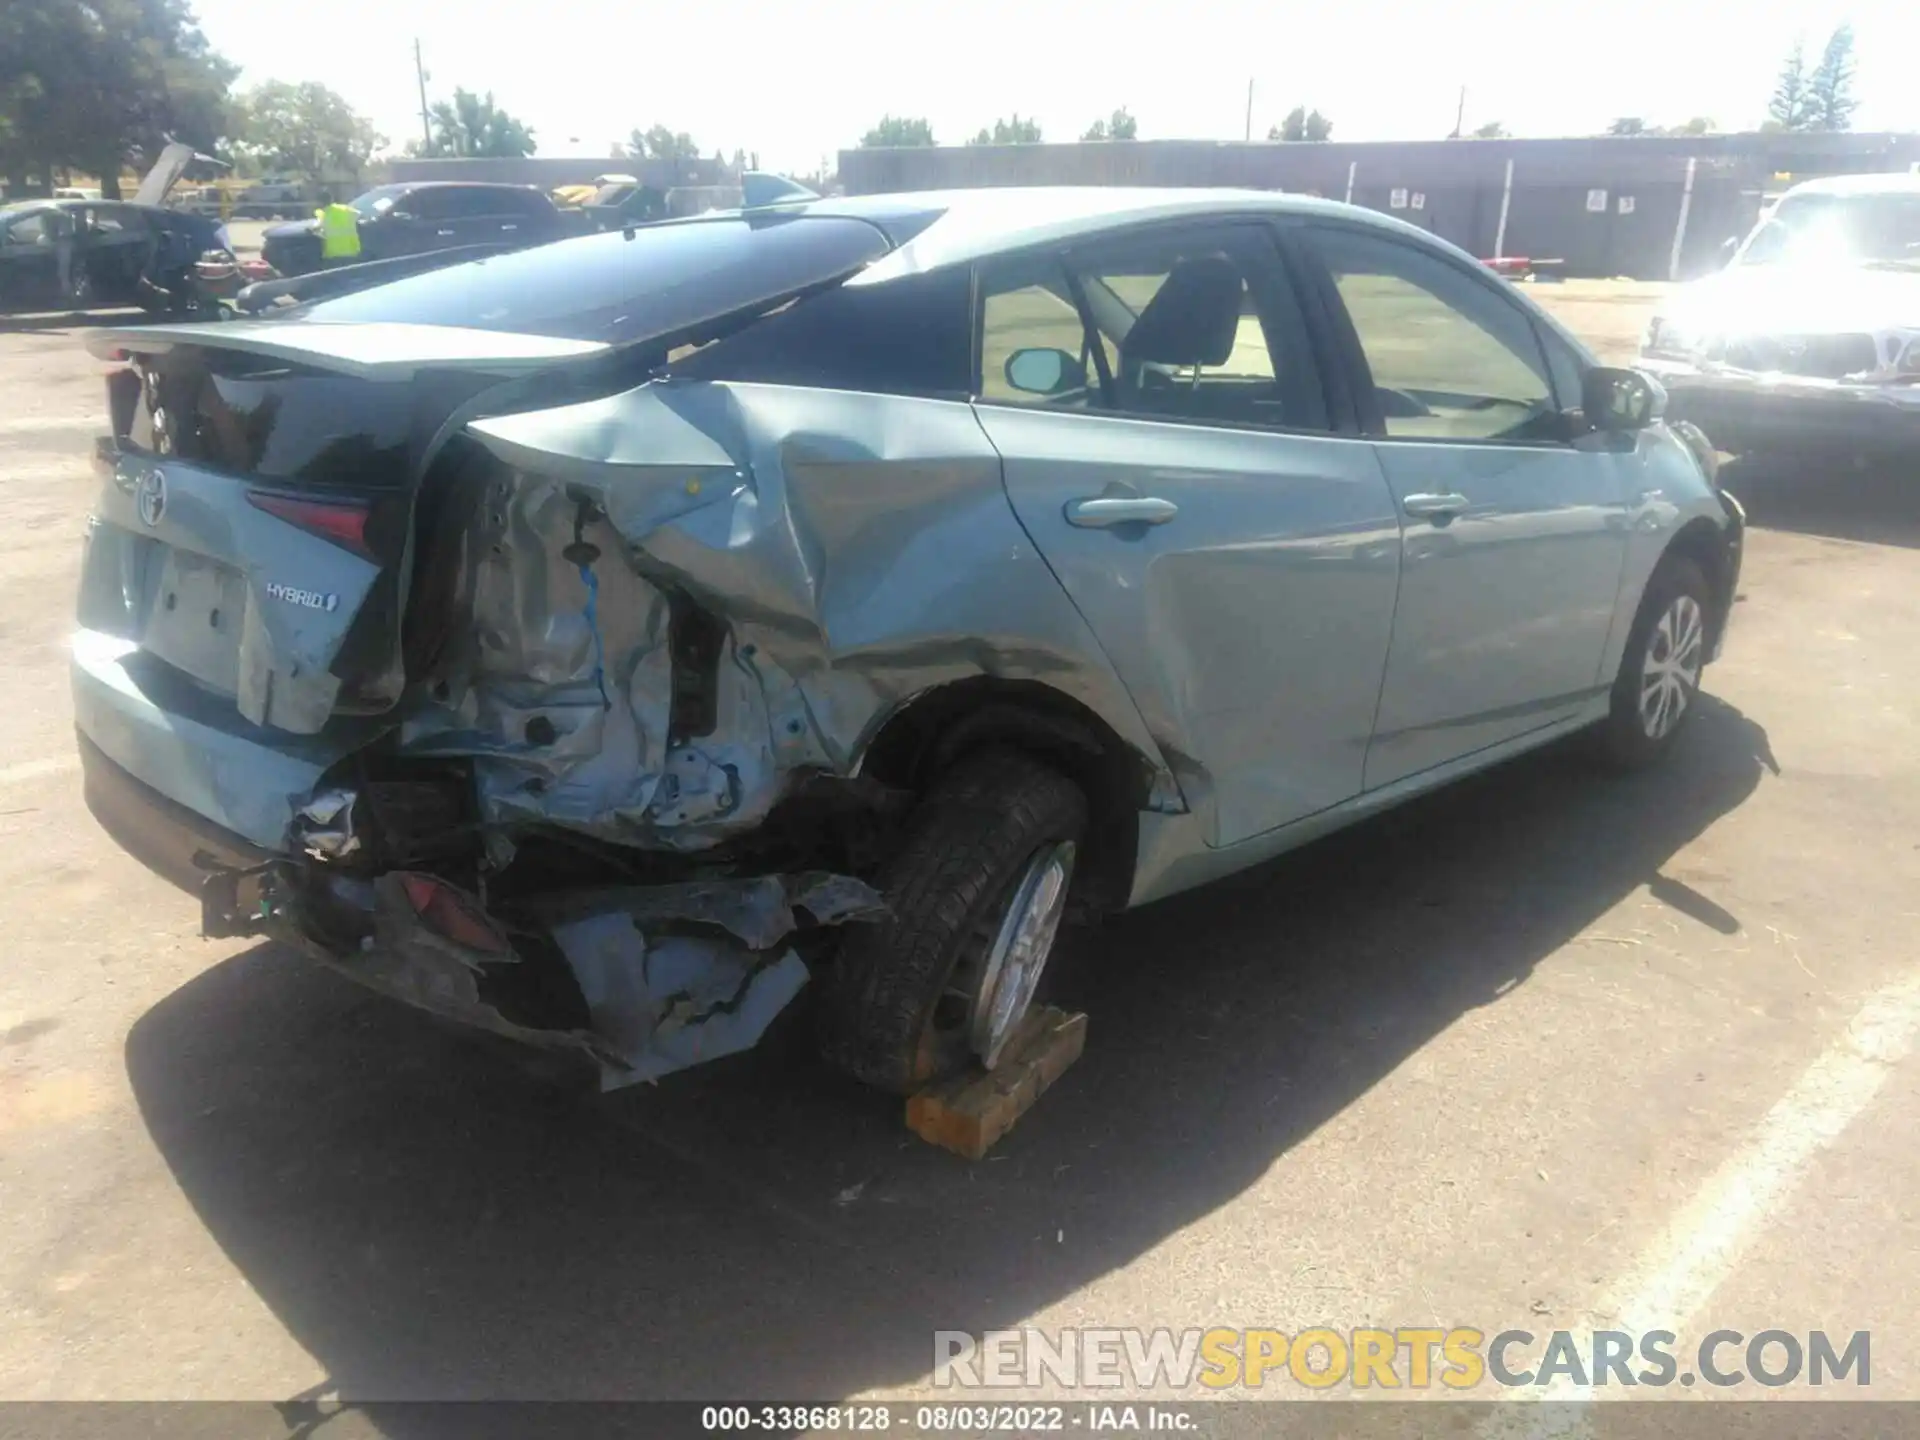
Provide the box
[905,1007,1087,1159]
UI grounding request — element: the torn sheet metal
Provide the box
[390,380,1183,859]
[290,867,884,1090]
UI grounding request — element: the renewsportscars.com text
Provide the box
[933,1327,1871,1391]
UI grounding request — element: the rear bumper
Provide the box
[79,730,271,895]
[70,627,367,856]
[1643,360,1920,458]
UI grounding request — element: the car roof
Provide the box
[789,186,1427,277]
[403,180,540,192]
[1783,171,1920,199]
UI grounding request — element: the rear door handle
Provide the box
[1401,492,1470,520]
[436,228,456,236]
[1065,496,1180,528]
[501,223,519,232]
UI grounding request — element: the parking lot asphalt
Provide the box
[2,290,1918,1414]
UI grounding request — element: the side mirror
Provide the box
[1718,235,1740,259]
[1583,366,1667,432]
[1004,347,1084,397]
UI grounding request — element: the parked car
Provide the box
[1,144,232,315]
[235,177,307,216]
[1640,171,1920,462]
[554,173,639,209]
[74,187,1743,1099]
[260,181,578,277]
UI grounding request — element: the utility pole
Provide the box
[414,39,433,154]
[1450,85,1466,139]
[1245,79,1254,142]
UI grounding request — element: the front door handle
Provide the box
[1065,496,1179,528]
[1401,492,1470,520]
[436,228,456,237]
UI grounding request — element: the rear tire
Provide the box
[817,749,1087,1095]
[1594,555,1711,771]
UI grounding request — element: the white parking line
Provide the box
[1482,967,1920,1435]
[0,756,78,789]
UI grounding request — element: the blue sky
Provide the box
[192,0,1916,171]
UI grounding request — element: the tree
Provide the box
[1270,106,1332,142]
[1472,120,1509,138]
[859,115,935,148]
[1767,39,1811,132]
[970,114,1042,145]
[1806,24,1858,131]
[426,88,535,158]
[1084,106,1138,141]
[625,125,698,162]
[1672,116,1716,135]
[0,0,236,198]
[1607,116,1649,136]
[233,81,382,184]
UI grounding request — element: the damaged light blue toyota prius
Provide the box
[72,183,1745,1094]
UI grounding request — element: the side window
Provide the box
[5,211,52,245]
[503,188,553,218]
[436,189,497,218]
[1306,227,1557,442]
[977,255,1103,410]
[976,225,1329,431]
[402,188,458,221]
[1536,324,1589,414]
[84,205,139,235]
[670,267,973,399]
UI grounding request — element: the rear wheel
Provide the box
[1594,555,1711,770]
[817,749,1087,1094]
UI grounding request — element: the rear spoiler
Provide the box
[234,243,518,314]
[84,319,608,382]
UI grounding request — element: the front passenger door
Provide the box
[1298,225,1631,789]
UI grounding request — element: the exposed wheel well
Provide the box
[855,678,1153,917]
[1663,518,1731,648]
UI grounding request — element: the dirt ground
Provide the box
[2,283,1919,1423]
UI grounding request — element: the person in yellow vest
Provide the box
[314,189,362,266]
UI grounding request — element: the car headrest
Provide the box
[1121,255,1245,367]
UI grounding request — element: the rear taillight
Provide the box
[246,490,375,558]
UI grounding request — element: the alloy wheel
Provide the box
[967,840,1076,1070]
[1639,593,1705,740]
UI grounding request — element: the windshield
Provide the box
[591,183,637,206]
[1739,192,1920,268]
[296,212,893,346]
[349,186,407,220]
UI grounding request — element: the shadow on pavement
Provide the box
[126,699,1773,1414]
[1723,453,1920,550]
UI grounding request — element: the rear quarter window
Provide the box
[670,266,973,399]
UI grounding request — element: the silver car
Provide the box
[73,187,1745,1096]
[1641,171,1920,463]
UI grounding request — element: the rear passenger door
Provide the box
[974,220,1404,849]
[1296,224,1631,789]
[492,187,557,247]
[390,188,488,255]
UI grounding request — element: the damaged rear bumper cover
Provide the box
[83,736,883,1089]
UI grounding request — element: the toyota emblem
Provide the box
[135,466,168,528]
